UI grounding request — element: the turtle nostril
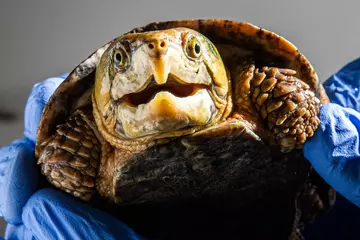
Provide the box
[147,39,168,56]
[160,40,166,48]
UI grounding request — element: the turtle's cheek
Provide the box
[114,89,217,139]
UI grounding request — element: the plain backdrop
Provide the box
[0,0,360,237]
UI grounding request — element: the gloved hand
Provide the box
[303,58,360,206]
[302,58,360,239]
[0,74,142,240]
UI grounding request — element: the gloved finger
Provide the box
[22,188,143,240]
[303,103,360,206]
[5,223,36,240]
[24,73,69,144]
[0,139,40,224]
[323,57,360,111]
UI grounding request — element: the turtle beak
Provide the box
[147,39,170,85]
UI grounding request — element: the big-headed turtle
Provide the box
[35,19,335,239]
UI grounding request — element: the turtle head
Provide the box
[93,28,230,142]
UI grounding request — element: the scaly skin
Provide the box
[37,107,101,201]
[234,65,320,152]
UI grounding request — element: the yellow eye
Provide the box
[186,37,202,59]
[113,48,128,70]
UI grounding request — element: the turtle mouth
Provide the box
[114,74,217,139]
[122,75,209,106]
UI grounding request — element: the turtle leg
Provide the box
[37,108,101,201]
[235,65,321,152]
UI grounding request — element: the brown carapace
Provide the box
[35,19,335,240]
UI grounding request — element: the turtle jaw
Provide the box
[115,74,217,139]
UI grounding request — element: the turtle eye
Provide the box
[113,48,128,70]
[186,37,202,59]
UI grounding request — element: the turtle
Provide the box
[35,19,336,240]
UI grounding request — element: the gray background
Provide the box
[0,0,359,237]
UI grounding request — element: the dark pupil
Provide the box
[194,43,201,54]
[115,53,122,62]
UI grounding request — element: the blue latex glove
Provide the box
[0,74,142,240]
[322,58,360,112]
[304,58,360,206]
[302,58,360,239]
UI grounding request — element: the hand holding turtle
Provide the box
[0,75,141,240]
[0,20,338,240]
[304,58,360,206]
[1,19,359,240]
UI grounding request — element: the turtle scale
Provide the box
[35,19,335,240]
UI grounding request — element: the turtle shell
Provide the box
[36,19,330,151]
[35,19,335,240]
